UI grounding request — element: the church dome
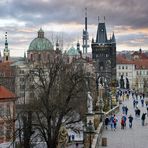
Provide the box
[67,46,79,56]
[28,28,53,51]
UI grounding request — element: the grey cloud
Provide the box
[0,0,148,56]
[0,0,146,29]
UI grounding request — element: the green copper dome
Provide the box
[28,29,53,51]
[67,46,79,56]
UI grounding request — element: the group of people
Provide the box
[104,113,134,130]
[104,90,147,131]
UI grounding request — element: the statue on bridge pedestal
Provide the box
[58,126,68,148]
[126,77,130,89]
[120,75,125,89]
[87,92,93,114]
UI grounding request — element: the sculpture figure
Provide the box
[58,126,68,148]
[120,75,125,89]
[126,77,130,89]
[87,92,93,114]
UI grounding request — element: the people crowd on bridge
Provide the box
[105,89,147,131]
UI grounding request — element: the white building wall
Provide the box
[116,64,135,89]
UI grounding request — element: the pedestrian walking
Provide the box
[113,115,118,131]
[105,116,110,129]
[122,105,125,114]
[125,106,128,115]
[128,114,133,128]
[110,115,114,130]
[137,108,141,117]
[141,98,144,107]
[133,99,136,108]
[123,114,127,128]
[121,116,125,129]
[141,113,146,126]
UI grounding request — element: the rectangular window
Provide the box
[20,85,25,90]
[137,71,139,75]
[140,71,141,75]
[20,77,25,82]
[19,70,24,74]
[126,73,128,76]
[126,66,128,69]
[122,66,124,69]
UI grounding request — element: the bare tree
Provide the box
[16,54,94,148]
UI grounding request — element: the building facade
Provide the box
[116,51,148,94]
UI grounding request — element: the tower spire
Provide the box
[82,8,89,54]
[3,32,10,62]
[85,8,87,31]
[5,32,8,48]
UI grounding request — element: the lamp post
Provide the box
[86,120,94,148]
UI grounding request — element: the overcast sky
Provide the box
[0,0,148,57]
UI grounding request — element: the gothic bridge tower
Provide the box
[91,18,116,86]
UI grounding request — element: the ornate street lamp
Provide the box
[86,120,95,148]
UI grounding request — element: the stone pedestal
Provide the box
[86,113,95,126]
[84,132,94,148]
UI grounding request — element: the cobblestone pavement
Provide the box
[99,96,148,148]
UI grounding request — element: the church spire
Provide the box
[5,32,8,49]
[3,32,10,62]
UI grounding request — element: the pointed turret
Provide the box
[3,32,10,62]
[111,32,116,43]
[96,16,107,44]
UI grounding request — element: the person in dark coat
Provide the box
[125,106,128,115]
[141,113,147,126]
[105,116,110,129]
[128,114,133,128]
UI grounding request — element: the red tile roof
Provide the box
[0,85,16,100]
[116,55,148,69]
[134,59,148,69]
[116,55,134,64]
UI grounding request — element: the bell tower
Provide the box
[3,32,10,62]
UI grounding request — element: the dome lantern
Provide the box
[38,28,44,38]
